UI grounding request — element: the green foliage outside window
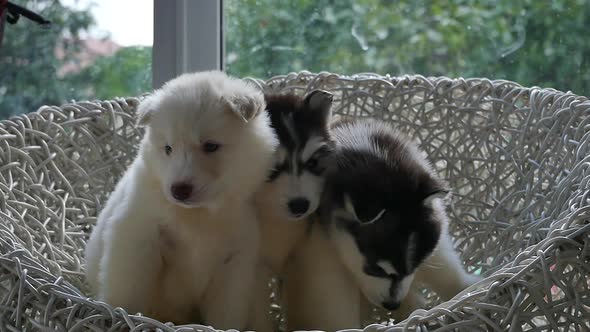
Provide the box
[1,0,588,119]
[0,0,151,118]
[0,0,94,118]
[225,0,589,95]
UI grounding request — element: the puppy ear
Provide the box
[303,89,333,122]
[136,95,158,127]
[222,93,265,123]
[343,193,359,220]
[343,193,384,225]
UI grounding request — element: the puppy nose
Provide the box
[171,182,193,201]
[381,300,400,311]
[288,198,310,216]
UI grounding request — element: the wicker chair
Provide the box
[0,72,589,332]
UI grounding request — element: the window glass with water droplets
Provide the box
[224,0,589,96]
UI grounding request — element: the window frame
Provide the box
[152,0,223,89]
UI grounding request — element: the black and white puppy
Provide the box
[252,90,338,331]
[256,89,335,275]
[318,118,480,317]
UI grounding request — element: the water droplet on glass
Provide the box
[351,23,369,51]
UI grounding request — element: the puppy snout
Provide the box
[288,198,310,216]
[171,182,193,201]
[381,300,401,311]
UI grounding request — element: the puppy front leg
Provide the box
[248,264,275,332]
[86,185,126,294]
[414,232,481,301]
[285,230,362,332]
[98,215,161,314]
[85,217,105,294]
[202,251,257,330]
[391,286,426,323]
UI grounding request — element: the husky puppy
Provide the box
[256,89,335,272]
[319,118,480,318]
[84,71,277,329]
[252,90,344,331]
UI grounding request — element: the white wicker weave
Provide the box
[0,72,589,332]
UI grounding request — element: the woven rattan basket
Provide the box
[1,72,589,332]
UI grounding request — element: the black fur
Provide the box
[318,119,448,293]
[264,91,334,181]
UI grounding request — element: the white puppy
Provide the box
[85,71,277,329]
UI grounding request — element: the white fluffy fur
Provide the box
[283,226,366,332]
[253,192,366,332]
[85,71,277,329]
[251,151,318,332]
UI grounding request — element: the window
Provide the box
[0,0,153,118]
[152,0,222,89]
[1,0,588,120]
[224,0,589,96]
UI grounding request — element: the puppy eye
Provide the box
[164,145,172,155]
[363,264,389,278]
[267,168,281,182]
[305,158,318,170]
[203,141,220,153]
[267,161,287,182]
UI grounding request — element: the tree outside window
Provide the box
[1,0,588,119]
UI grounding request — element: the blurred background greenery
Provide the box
[1,0,588,119]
